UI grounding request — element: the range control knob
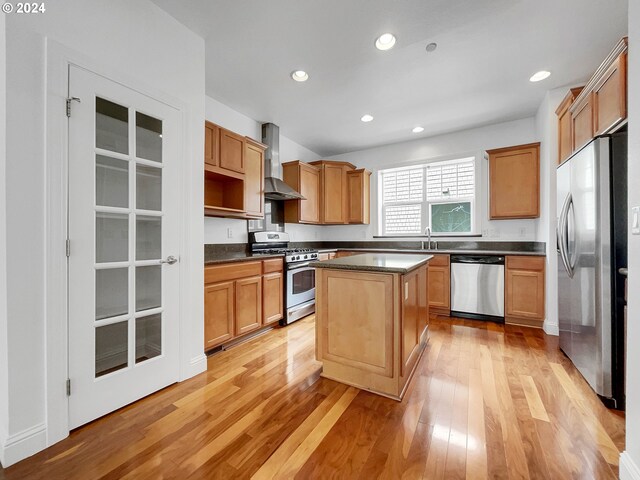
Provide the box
[304,255,308,259]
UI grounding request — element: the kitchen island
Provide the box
[313,253,432,400]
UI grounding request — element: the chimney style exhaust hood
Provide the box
[261,123,305,200]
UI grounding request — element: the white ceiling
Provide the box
[151,0,628,156]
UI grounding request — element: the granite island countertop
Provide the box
[311,253,433,274]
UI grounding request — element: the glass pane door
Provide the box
[93,97,164,378]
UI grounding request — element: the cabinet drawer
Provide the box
[506,256,545,271]
[428,254,450,267]
[205,261,262,284]
[263,258,283,273]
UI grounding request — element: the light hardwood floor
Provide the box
[0,314,625,479]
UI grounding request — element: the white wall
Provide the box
[534,87,572,335]
[621,2,640,478]
[204,95,323,243]
[324,117,540,242]
[2,0,205,466]
[0,10,9,465]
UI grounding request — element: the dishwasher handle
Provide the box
[450,255,505,265]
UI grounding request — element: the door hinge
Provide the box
[66,379,71,396]
[66,238,71,257]
[66,97,81,117]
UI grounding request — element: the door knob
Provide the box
[160,255,178,265]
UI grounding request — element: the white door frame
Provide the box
[44,39,205,447]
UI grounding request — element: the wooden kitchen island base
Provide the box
[314,253,431,400]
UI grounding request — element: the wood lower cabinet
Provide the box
[347,169,371,224]
[204,281,234,349]
[427,254,450,313]
[488,143,540,219]
[236,276,262,335]
[263,272,283,325]
[204,258,283,351]
[316,263,428,400]
[283,161,321,224]
[505,256,545,327]
[244,139,265,218]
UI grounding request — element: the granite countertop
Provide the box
[339,247,545,257]
[204,252,284,266]
[312,253,433,274]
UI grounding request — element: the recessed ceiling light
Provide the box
[529,70,551,82]
[291,70,309,82]
[425,43,437,53]
[361,114,374,122]
[375,33,396,51]
[412,126,424,133]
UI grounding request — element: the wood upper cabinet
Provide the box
[219,128,245,174]
[427,254,450,312]
[204,121,219,168]
[559,37,628,161]
[593,48,627,135]
[487,143,540,219]
[347,169,371,224]
[283,161,321,224]
[235,276,262,335]
[505,256,545,325]
[244,138,266,218]
[310,161,356,224]
[204,281,234,349]
[571,92,594,152]
[556,87,584,165]
[263,272,283,325]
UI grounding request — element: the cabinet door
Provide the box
[244,140,264,218]
[401,269,421,376]
[204,281,234,349]
[263,272,283,325]
[219,128,245,173]
[235,276,262,335]
[300,164,320,223]
[571,93,594,152]
[347,169,371,224]
[204,122,219,168]
[505,257,545,321]
[594,52,627,135]
[489,143,540,219]
[321,164,347,224]
[428,265,450,311]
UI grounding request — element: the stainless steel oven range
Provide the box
[249,231,318,325]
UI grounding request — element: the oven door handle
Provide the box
[288,262,313,270]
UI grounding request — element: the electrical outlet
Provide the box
[633,206,640,235]
[482,229,489,237]
[518,227,527,238]
[227,228,233,239]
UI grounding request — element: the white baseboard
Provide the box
[621,452,640,480]
[180,353,207,381]
[543,320,559,336]
[0,422,46,467]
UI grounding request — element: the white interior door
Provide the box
[68,65,180,429]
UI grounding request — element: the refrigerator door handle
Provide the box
[566,197,577,271]
[558,192,573,278]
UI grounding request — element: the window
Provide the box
[379,157,476,236]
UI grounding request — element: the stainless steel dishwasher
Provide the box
[450,255,505,322]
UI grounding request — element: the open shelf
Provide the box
[204,170,245,216]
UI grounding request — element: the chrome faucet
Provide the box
[421,227,438,250]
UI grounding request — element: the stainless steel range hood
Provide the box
[262,123,305,200]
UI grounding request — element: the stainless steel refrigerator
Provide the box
[556,131,627,409]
